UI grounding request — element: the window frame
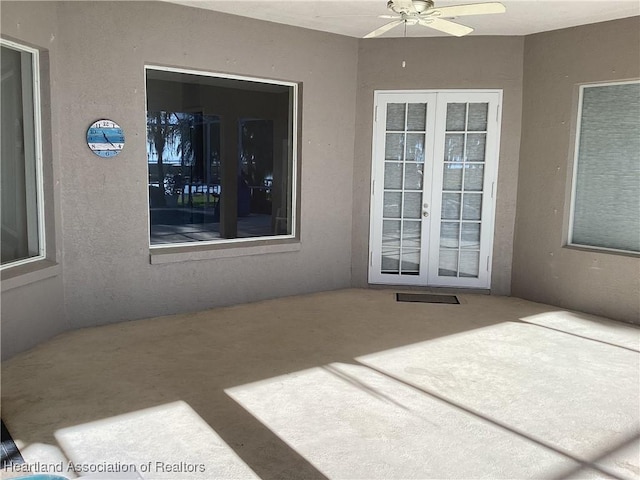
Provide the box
[144,64,300,252]
[0,38,46,271]
[567,79,640,256]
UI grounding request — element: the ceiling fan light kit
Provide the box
[366,0,506,38]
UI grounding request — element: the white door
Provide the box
[369,90,502,289]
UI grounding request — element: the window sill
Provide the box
[1,259,61,292]
[564,244,640,258]
[150,239,301,265]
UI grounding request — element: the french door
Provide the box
[369,90,502,288]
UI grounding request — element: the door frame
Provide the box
[368,89,503,289]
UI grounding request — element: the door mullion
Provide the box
[398,103,409,275]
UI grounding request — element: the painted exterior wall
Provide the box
[512,17,640,324]
[351,36,524,295]
[1,2,69,359]
[0,1,358,357]
[1,2,638,360]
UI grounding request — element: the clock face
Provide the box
[87,119,124,157]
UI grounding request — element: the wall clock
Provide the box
[86,119,125,157]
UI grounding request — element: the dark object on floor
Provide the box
[1,419,24,468]
[396,293,460,304]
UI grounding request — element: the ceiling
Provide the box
[163,0,640,38]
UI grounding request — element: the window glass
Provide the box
[1,41,42,266]
[146,68,296,246]
[570,81,640,253]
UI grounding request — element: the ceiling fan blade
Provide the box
[418,18,473,37]
[427,2,506,18]
[364,19,405,38]
[315,14,387,18]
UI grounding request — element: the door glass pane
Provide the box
[461,222,480,249]
[463,164,484,191]
[384,162,403,189]
[440,222,460,248]
[438,100,492,281]
[404,163,423,190]
[406,133,425,162]
[379,99,431,279]
[442,193,461,220]
[403,192,422,219]
[385,133,404,161]
[401,250,420,274]
[407,103,427,131]
[462,193,482,221]
[459,250,480,277]
[381,248,400,273]
[386,103,406,131]
[443,164,463,191]
[383,192,402,218]
[468,103,488,131]
[439,249,458,276]
[466,133,486,162]
[382,220,401,246]
[402,221,421,248]
[446,103,467,131]
[444,134,464,162]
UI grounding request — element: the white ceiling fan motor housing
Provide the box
[413,1,434,13]
[387,0,436,14]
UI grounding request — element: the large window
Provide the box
[1,39,44,268]
[569,80,640,254]
[145,67,297,247]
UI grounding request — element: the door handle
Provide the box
[423,210,429,218]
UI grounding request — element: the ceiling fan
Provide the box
[365,0,506,38]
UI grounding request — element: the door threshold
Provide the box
[368,284,491,295]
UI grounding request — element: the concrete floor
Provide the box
[1,289,639,480]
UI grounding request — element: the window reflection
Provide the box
[146,68,296,246]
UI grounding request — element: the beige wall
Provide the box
[351,37,524,294]
[1,1,69,359]
[1,1,358,354]
[512,17,640,324]
[1,1,638,360]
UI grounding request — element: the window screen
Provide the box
[1,41,42,267]
[145,67,297,247]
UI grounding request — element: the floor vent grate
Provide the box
[396,293,460,304]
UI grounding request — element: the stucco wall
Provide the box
[512,17,640,323]
[1,2,69,359]
[351,36,524,294]
[1,272,66,359]
[2,2,638,360]
[1,1,358,340]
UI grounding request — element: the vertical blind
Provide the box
[571,81,640,253]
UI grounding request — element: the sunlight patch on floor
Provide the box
[50,401,258,480]
[226,316,640,480]
[517,310,640,351]
[357,317,640,478]
[227,361,582,479]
